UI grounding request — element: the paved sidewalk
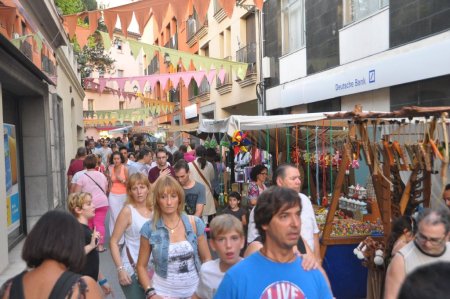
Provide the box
[0,239,26,286]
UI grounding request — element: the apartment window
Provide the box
[117,69,124,77]
[88,99,94,111]
[119,101,124,110]
[282,0,305,55]
[343,0,389,25]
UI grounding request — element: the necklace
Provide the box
[164,217,181,234]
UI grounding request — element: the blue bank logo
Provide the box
[369,70,375,83]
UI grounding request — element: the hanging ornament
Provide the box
[204,135,211,149]
[209,135,218,148]
[220,134,230,147]
[231,130,251,155]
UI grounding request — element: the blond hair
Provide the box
[152,176,185,229]
[67,192,92,216]
[126,173,153,211]
[209,214,244,239]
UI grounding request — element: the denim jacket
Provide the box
[140,213,205,278]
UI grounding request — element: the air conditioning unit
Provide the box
[262,56,275,79]
[12,32,20,39]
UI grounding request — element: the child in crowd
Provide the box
[193,214,245,299]
[67,192,112,296]
[221,192,247,226]
[96,154,105,173]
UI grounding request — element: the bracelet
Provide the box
[117,265,125,272]
[98,278,108,286]
[145,287,156,299]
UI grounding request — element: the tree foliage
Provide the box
[55,0,115,84]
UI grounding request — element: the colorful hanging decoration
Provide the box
[220,134,230,147]
[231,130,251,155]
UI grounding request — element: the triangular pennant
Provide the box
[206,69,216,85]
[180,72,194,86]
[117,10,133,38]
[169,73,181,88]
[218,68,226,84]
[147,76,157,91]
[128,39,142,60]
[99,78,107,94]
[134,7,152,35]
[179,53,191,70]
[137,78,148,92]
[168,0,190,24]
[193,70,206,87]
[65,15,78,39]
[75,26,91,48]
[115,78,127,92]
[99,31,112,50]
[159,74,169,91]
[218,0,234,18]
[88,11,100,35]
[235,64,249,81]
[103,10,118,39]
[151,2,169,34]
[192,0,210,25]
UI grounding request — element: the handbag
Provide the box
[191,161,219,208]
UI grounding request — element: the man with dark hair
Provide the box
[248,164,321,261]
[398,262,450,299]
[118,146,131,166]
[173,160,206,217]
[148,148,175,184]
[384,207,450,299]
[67,147,87,193]
[128,148,152,176]
[443,184,450,209]
[215,186,332,298]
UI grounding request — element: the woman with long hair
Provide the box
[386,215,415,264]
[107,151,129,242]
[110,173,153,298]
[73,154,109,252]
[0,210,102,299]
[136,176,211,299]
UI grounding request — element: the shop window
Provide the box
[117,69,124,77]
[119,101,124,110]
[343,0,389,26]
[282,0,306,55]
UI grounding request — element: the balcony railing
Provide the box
[186,12,208,43]
[41,55,56,76]
[213,0,222,15]
[20,40,33,61]
[236,42,257,76]
[188,78,210,101]
[146,55,159,75]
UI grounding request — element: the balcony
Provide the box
[41,55,56,76]
[186,13,208,47]
[20,40,33,61]
[236,42,257,87]
[216,56,232,95]
[189,78,210,102]
[146,55,159,75]
[169,88,180,103]
[213,0,227,23]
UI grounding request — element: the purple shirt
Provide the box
[148,165,175,183]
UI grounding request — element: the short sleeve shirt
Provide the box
[184,181,206,215]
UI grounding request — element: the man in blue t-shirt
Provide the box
[214,186,333,299]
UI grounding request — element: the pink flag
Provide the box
[169,73,181,87]
[159,74,169,91]
[137,77,148,92]
[147,76,157,91]
[115,78,127,92]
[99,78,107,94]
[206,69,216,85]
[193,71,205,87]
[218,68,226,84]
[180,71,194,87]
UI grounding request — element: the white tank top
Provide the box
[399,241,450,275]
[152,240,199,298]
[121,204,151,275]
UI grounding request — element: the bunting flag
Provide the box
[63,0,264,39]
[83,105,166,126]
[98,33,248,80]
[87,69,221,94]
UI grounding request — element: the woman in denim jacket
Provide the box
[137,176,211,299]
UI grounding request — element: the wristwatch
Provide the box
[145,287,156,299]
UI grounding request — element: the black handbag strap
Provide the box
[84,172,106,195]
[49,271,82,299]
